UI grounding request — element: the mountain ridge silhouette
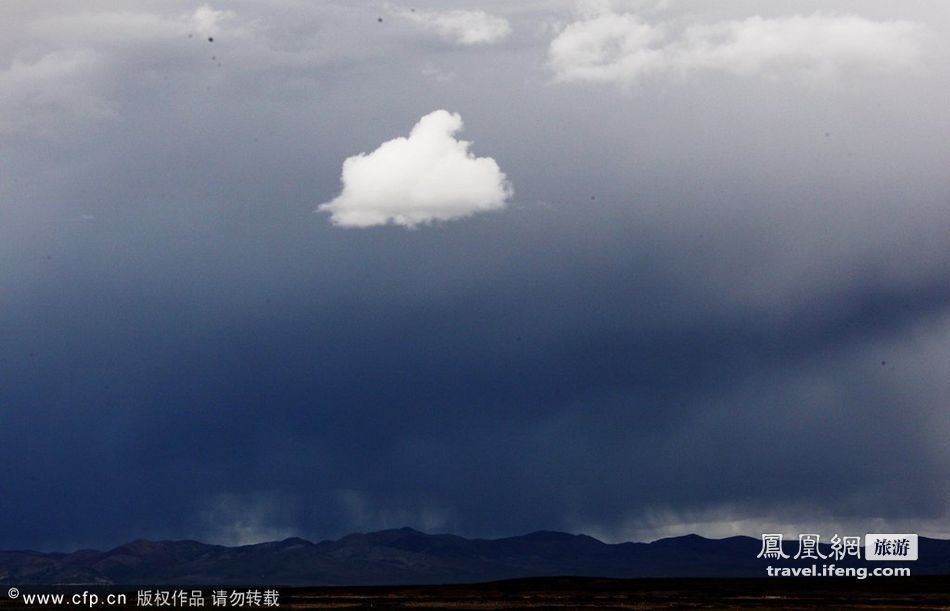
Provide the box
[2,528,947,585]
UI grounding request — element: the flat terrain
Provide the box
[280,577,950,609]
[3,577,949,610]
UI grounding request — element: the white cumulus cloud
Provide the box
[397,8,511,45]
[549,11,927,86]
[318,110,512,228]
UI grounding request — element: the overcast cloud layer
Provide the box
[1,0,949,551]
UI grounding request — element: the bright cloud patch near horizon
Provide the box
[191,4,232,38]
[397,8,511,45]
[318,110,512,228]
[549,11,927,86]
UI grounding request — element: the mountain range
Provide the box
[2,529,947,586]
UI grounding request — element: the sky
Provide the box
[1,0,949,552]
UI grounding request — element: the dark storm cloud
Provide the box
[1,1,948,550]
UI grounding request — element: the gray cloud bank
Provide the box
[549,9,928,86]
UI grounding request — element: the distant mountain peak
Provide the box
[278,536,314,545]
[518,530,587,541]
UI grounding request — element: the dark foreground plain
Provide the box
[2,577,949,610]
